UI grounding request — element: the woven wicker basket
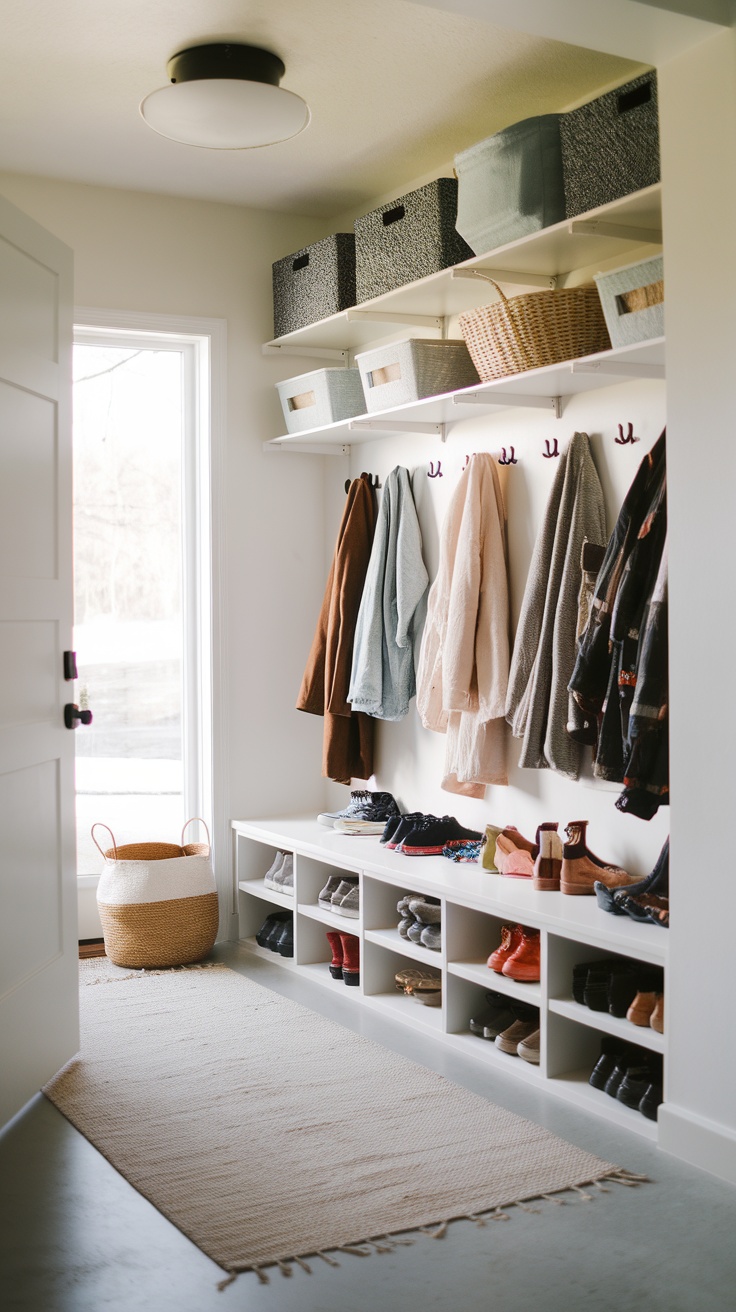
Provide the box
[458,278,611,382]
[93,819,218,969]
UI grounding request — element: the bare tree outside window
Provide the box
[73,345,184,873]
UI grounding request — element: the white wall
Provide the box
[0,172,331,933]
[656,25,736,1183]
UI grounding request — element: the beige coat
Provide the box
[416,452,510,798]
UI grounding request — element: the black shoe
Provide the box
[272,918,294,957]
[572,958,617,1005]
[255,911,290,948]
[588,1037,627,1091]
[616,1065,654,1110]
[385,812,428,850]
[604,1055,631,1098]
[401,815,483,856]
[639,1082,664,1121]
[583,967,612,1012]
[380,813,405,845]
[608,966,638,1018]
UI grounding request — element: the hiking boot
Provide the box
[501,928,541,982]
[488,924,524,973]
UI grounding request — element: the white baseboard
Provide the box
[658,1102,736,1187]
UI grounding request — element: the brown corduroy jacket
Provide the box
[296,473,377,784]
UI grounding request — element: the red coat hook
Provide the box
[615,422,639,446]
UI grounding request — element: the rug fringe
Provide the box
[213,1168,651,1289]
[81,962,224,986]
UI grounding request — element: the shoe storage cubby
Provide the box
[233,818,669,1140]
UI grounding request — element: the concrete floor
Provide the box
[2,942,736,1312]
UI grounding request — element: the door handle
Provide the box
[64,703,93,730]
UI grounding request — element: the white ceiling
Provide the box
[0,0,643,218]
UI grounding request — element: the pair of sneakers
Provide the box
[318,873,359,918]
[263,851,293,895]
[382,812,482,856]
[317,790,400,835]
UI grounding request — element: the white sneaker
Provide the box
[333,818,386,835]
[272,854,294,895]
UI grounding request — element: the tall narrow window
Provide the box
[72,331,209,875]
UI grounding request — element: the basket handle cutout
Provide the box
[287,389,317,411]
[382,204,405,227]
[368,362,402,389]
[91,823,117,860]
[617,82,651,115]
[182,817,211,847]
[292,253,309,272]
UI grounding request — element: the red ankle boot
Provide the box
[339,933,360,986]
[502,927,541,981]
[326,931,344,980]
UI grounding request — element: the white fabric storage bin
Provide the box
[355,339,479,412]
[276,367,367,433]
[594,255,664,349]
[454,115,566,256]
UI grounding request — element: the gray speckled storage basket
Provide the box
[561,73,660,218]
[355,339,479,412]
[276,367,367,434]
[354,179,473,303]
[272,233,356,338]
[594,255,664,349]
[454,115,566,256]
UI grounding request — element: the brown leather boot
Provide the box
[560,820,638,896]
[626,990,658,1026]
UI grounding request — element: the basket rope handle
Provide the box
[464,272,535,371]
[91,823,117,860]
[181,816,211,847]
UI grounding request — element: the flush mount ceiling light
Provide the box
[140,43,310,149]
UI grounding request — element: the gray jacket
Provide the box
[348,466,429,721]
[505,431,607,778]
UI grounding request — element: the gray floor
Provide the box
[2,943,736,1312]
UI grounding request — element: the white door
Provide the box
[0,193,78,1126]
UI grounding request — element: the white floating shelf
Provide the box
[265,337,665,449]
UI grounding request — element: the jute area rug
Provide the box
[44,962,644,1286]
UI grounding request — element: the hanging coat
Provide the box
[347,466,429,721]
[416,452,510,798]
[505,431,607,779]
[296,473,377,784]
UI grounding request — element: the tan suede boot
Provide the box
[560,820,639,896]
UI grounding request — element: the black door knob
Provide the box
[64,703,93,730]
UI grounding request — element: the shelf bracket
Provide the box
[262,344,349,363]
[264,441,351,456]
[452,267,558,290]
[346,309,444,331]
[571,360,666,380]
[453,392,561,418]
[350,419,448,441]
[568,219,663,245]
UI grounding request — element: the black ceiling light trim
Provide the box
[167,44,286,88]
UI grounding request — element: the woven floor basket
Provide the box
[458,278,611,382]
[93,819,219,969]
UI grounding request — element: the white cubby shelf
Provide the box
[233,817,668,1141]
